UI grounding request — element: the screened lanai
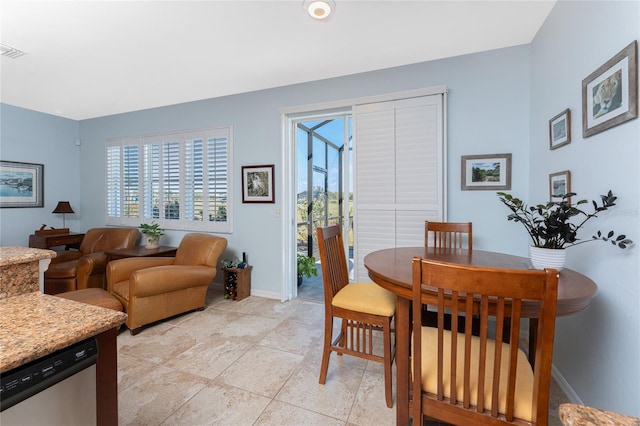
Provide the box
[296,115,352,302]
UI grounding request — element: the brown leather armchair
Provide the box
[45,227,140,294]
[106,233,227,335]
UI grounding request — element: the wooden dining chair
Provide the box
[425,221,473,249]
[411,257,559,425]
[424,221,473,330]
[316,224,397,408]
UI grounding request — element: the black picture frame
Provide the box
[242,164,275,203]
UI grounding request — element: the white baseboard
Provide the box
[552,363,584,405]
[250,288,282,300]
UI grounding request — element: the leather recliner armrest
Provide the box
[130,265,216,298]
[107,257,176,290]
[50,250,83,265]
[75,252,108,289]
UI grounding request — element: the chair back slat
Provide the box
[317,225,350,301]
[425,221,473,249]
[411,257,559,425]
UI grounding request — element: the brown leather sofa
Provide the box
[45,227,140,294]
[106,233,227,334]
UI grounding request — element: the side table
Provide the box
[29,232,85,250]
[105,246,178,262]
[223,266,252,301]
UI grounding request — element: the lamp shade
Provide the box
[52,201,74,214]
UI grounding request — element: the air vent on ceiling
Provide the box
[1,43,28,59]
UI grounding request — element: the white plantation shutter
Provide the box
[106,145,121,219]
[122,143,140,218]
[354,95,444,281]
[105,127,233,233]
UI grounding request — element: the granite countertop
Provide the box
[559,403,640,425]
[0,246,56,267]
[0,292,127,373]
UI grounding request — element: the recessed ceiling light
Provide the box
[304,0,335,21]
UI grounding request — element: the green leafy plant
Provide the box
[139,221,165,242]
[497,190,632,249]
[297,253,318,278]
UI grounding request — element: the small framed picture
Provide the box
[582,40,638,137]
[461,153,512,191]
[242,164,275,203]
[549,109,571,150]
[549,170,571,202]
[0,160,44,208]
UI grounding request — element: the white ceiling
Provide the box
[0,1,555,120]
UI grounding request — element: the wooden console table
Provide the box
[28,232,84,250]
[106,245,178,262]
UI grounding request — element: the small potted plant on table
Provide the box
[297,253,318,286]
[497,190,632,270]
[139,221,164,249]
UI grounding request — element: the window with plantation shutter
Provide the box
[105,126,233,233]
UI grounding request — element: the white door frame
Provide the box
[280,86,447,301]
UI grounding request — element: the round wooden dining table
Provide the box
[364,247,598,425]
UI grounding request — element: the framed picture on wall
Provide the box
[549,108,571,149]
[549,170,571,202]
[461,153,512,190]
[0,160,44,208]
[242,164,275,203]
[582,40,638,138]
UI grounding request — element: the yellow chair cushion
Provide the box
[417,326,534,422]
[332,282,396,317]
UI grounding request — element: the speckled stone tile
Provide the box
[161,381,271,425]
[117,364,209,425]
[258,316,323,356]
[165,334,254,380]
[275,361,364,421]
[216,345,304,398]
[348,369,395,425]
[255,399,346,425]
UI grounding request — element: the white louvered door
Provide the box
[353,95,444,281]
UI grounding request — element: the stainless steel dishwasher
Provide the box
[0,337,98,425]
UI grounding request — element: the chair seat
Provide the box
[332,282,396,317]
[416,326,534,422]
[57,288,123,312]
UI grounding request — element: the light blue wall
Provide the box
[0,104,80,246]
[77,45,531,297]
[1,1,638,415]
[530,0,640,416]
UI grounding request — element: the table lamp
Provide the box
[52,201,75,229]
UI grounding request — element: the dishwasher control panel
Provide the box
[0,338,98,411]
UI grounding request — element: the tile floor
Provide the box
[116,283,569,425]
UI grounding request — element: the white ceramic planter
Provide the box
[145,236,160,249]
[529,246,566,271]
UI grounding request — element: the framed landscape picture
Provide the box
[582,40,638,137]
[461,153,511,190]
[242,164,275,203]
[549,170,571,202]
[549,108,571,150]
[0,160,44,208]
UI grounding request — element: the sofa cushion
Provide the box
[45,260,78,279]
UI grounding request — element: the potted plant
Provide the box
[139,221,165,249]
[297,253,318,286]
[497,190,633,269]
